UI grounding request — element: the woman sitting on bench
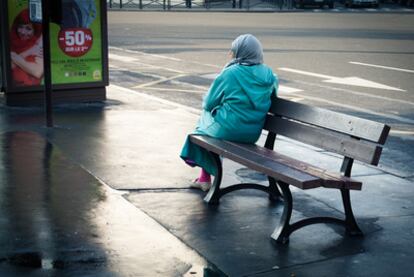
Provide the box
[180,34,279,191]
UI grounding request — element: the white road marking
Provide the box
[133,74,189,88]
[110,64,206,90]
[287,97,305,102]
[279,67,405,91]
[139,87,206,94]
[192,62,221,69]
[295,94,414,125]
[109,46,181,61]
[109,53,186,74]
[278,85,304,93]
[109,64,168,81]
[172,82,208,90]
[109,46,221,69]
[390,130,414,136]
[108,53,138,63]
[200,73,218,79]
[110,84,201,115]
[279,68,332,79]
[349,61,414,74]
[294,80,414,107]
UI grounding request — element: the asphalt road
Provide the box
[107,11,414,179]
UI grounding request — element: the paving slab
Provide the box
[256,215,414,277]
[303,173,414,218]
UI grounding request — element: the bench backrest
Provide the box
[263,98,390,166]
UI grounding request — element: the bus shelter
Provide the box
[0,0,108,106]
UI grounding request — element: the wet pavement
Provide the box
[0,131,219,277]
[1,86,414,276]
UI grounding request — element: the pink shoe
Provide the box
[190,178,211,192]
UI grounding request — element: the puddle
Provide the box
[235,167,267,182]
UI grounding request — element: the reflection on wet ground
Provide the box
[0,131,221,276]
[0,131,109,274]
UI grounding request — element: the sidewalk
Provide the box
[0,85,413,276]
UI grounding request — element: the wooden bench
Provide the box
[189,97,390,244]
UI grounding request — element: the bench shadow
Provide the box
[126,188,380,276]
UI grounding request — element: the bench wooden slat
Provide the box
[226,141,362,190]
[190,135,361,190]
[270,98,390,144]
[264,115,383,165]
[190,135,322,189]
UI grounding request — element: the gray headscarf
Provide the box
[226,34,264,68]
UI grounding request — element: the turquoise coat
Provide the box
[180,64,278,176]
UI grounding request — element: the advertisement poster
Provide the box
[8,0,103,88]
[8,0,43,87]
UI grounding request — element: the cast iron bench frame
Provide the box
[189,97,390,244]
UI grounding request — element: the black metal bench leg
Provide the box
[341,188,363,236]
[271,182,293,244]
[204,152,223,205]
[268,177,282,202]
[270,184,363,243]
